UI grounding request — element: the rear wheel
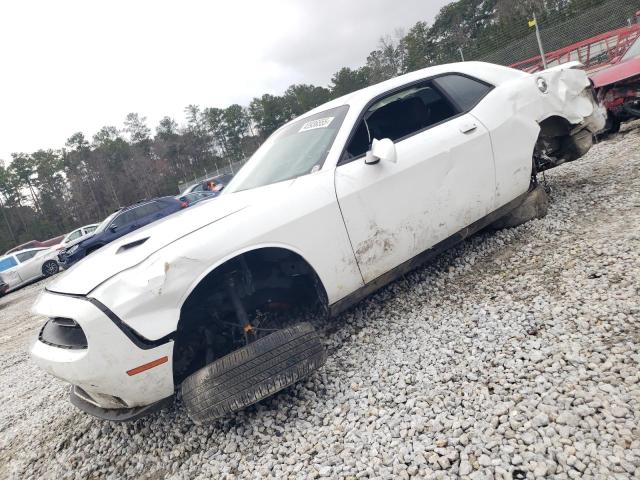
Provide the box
[490,184,549,230]
[42,260,60,277]
[181,322,326,424]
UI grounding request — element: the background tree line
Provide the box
[0,0,617,253]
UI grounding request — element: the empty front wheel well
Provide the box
[538,115,572,138]
[172,247,328,386]
[535,115,593,172]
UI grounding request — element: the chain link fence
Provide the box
[462,0,640,67]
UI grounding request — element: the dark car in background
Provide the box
[59,197,186,268]
[176,191,218,207]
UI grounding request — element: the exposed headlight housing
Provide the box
[536,77,549,93]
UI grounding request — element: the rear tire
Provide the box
[490,185,549,230]
[42,260,60,277]
[181,322,326,424]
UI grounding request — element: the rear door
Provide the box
[335,75,496,283]
[15,249,45,282]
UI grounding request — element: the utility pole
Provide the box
[532,12,548,69]
[458,47,465,62]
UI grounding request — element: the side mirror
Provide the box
[365,138,397,165]
[109,225,118,233]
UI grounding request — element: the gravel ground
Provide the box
[1,123,639,480]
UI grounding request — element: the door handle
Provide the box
[460,122,477,134]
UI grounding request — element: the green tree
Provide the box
[9,153,42,215]
[222,104,251,160]
[329,67,370,98]
[32,149,69,232]
[402,21,432,72]
[0,162,18,244]
[283,84,331,117]
[124,113,151,143]
[365,33,405,83]
[248,94,292,139]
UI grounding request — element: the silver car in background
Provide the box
[0,247,61,293]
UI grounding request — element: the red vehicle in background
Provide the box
[511,17,640,133]
[4,235,65,255]
[591,35,640,133]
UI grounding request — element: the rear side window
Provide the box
[66,229,83,242]
[433,74,493,112]
[111,209,137,228]
[16,251,38,262]
[134,202,162,219]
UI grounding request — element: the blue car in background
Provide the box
[59,197,185,268]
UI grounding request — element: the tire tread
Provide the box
[181,322,326,424]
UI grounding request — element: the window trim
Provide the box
[337,72,494,166]
[16,250,39,262]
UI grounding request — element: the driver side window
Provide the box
[110,209,137,229]
[342,80,459,162]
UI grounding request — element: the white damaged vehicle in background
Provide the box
[0,247,61,294]
[30,61,605,423]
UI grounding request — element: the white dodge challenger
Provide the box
[31,62,605,423]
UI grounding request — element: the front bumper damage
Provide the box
[70,386,173,421]
[30,291,175,417]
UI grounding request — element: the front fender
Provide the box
[91,171,362,340]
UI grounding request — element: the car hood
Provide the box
[591,57,640,88]
[47,183,288,295]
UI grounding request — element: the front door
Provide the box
[335,78,496,283]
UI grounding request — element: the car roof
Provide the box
[12,247,46,255]
[120,197,175,212]
[295,61,527,124]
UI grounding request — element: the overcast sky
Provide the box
[0,0,450,161]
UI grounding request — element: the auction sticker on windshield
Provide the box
[299,117,334,132]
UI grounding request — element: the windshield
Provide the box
[0,256,18,272]
[94,211,120,234]
[225,105,349,193]
[622,37,640,61]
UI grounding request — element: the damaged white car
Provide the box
[31,61,605,423]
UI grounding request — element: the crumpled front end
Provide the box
[30,291,175,414]
[536,64,607,133]
[506,64,608,172]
